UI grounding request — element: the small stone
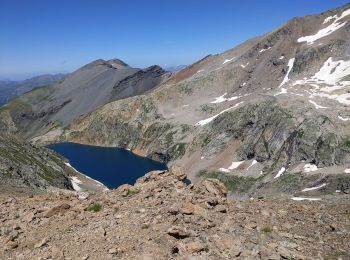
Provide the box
[52,246,63,258]
[34,237,50,249]
[5,241,18,250]
[167,226,191,239]
[215,205,227,213]
[186,241,206,253]
[278,246,292,258]
[44,203,71,218]
[97,227,106,237]
[201,179,227,197]
[22,212,35,223]
[6,230,19,242]
[108,248,117,254]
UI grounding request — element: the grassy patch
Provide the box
[141,224,150,229]
[126,188,140,196]
[262,226,272,233]
[297,129,304,138]
[86,203,102,212]
[170,142,187,159]
[197,170,259,193]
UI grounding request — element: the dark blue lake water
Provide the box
[48,142,167,189]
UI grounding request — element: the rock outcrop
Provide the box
[1,4,350,197]
[0,134,73,194]
[0,167,349,259]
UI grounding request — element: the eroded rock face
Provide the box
[0,168,349,259]
[0,134,73,193]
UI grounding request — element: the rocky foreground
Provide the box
[1,167,349,260]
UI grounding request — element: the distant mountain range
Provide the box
[0,73,67,106]
[164,65,188,72]
[1,3,350,199]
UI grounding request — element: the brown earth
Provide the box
[1,167,349,259]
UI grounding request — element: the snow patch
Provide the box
[219,160,245,172]
[241,82,247,87]
[65,162,109,191]
[279,56,285,60]
[274,88,287,96]
[259,47,271,53]
[291,197,321,201]
[228,161,245,170]
[278,58,295,88]
[293,57,350,95]
[240,62,249,68]
[302,183,326,192]
[219,168,230,173]
[223,57,235,64]
[338,115,350,121]
[274,167,286,179]
[195,102,244,126]
[303,163,318,172]
[313,57,350,85]
[312,92,350,106]
[70,176,83,191]
[210,93,248,104]
[323,14,337,24]
[211,93,228,104]
[247,160,258,170]
[309,100,327,109]
[344,168,350,173]
[298,8,350,44]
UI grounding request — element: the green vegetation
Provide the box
[141,224,150,229]
[200,104,214,114]
[86,203,102,212]
[262,226,272,233]
[344,138,350,148]
[126,188,140,196]
[180,83,193,95]
[170,143,187,159]
[297,129,304,138]
[197,170,259,193]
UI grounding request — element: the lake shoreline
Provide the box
[64,162,109,198]
[48,142,167,190]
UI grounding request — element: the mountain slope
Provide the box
[1,4,350,197]
[0,74,66,106]
[0,59,166,138]
[54,3,350,195]
[0,134,73,193]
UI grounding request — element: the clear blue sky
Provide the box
[0,0,348,80]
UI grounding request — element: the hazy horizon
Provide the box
[1,0,348,80]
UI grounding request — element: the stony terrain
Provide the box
[0,134,73,194]
[15,3,348,197]
[1,4,350,198]
[1,167,349,259]
[0,4,350,259]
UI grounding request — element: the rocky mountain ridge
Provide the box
[0,4,350,198]
[0,73,66,106]
[22,3,350,197]
[1,167,349,259]
[0,134,73,194]
[0,59,167,138]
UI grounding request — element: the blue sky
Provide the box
[0,0,348,80]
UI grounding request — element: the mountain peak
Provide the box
[107,59,129,69]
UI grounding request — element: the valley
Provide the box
[0,2,350,259]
